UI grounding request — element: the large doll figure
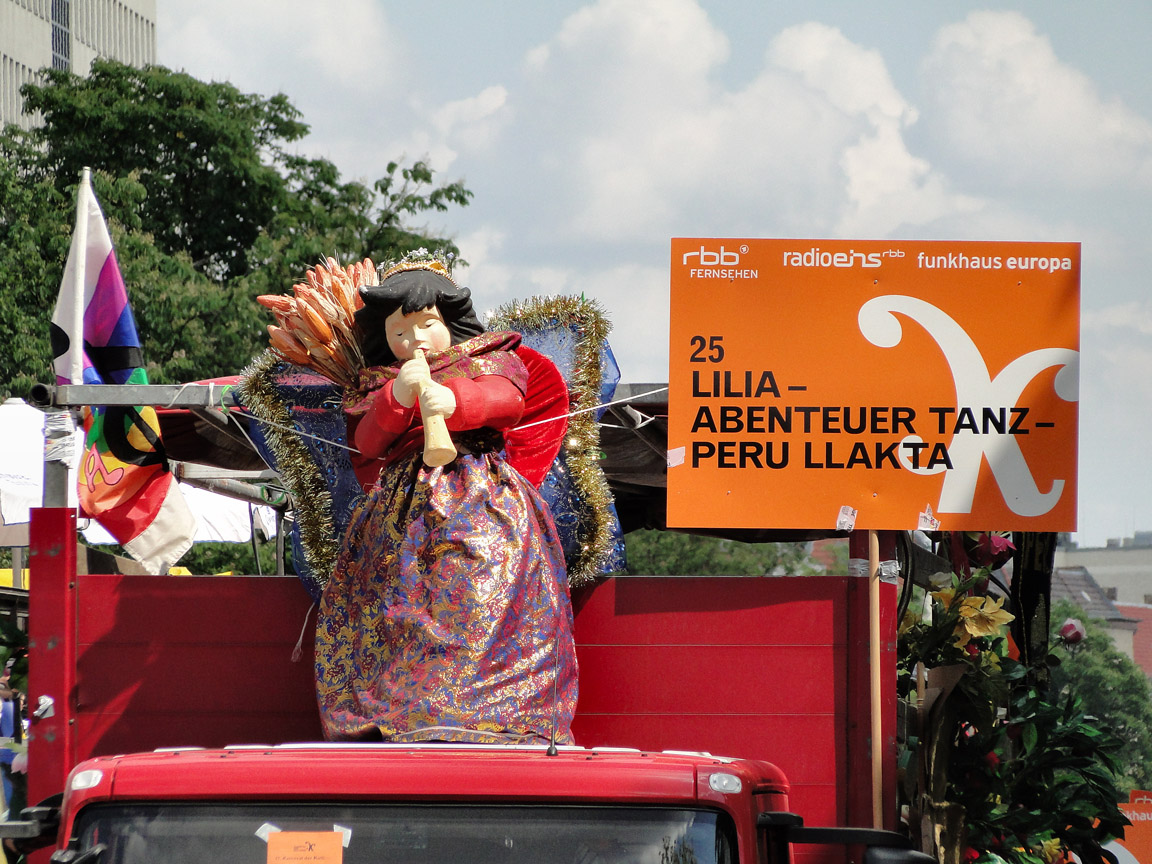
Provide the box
[314,259,578,743]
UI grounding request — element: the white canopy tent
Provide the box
[0,397,278,549]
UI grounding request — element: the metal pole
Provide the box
[869,528,883,829]
[41,411,74,509]
[68,168,91,387]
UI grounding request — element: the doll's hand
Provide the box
[418,380,457,419]
[394,353,432,407]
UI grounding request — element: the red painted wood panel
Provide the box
[572,576,897,834]
[575,645,843,715]
[30,530,897,845]
[72,574,319,757]
[28,508,78,806]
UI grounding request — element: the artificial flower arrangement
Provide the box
[898,556,1128,864]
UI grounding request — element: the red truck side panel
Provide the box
[27,508,78,806]
[570,576,897,832]
[28,508,896,843]
[72,573,318,757]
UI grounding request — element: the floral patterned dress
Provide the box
[315,332,578,743]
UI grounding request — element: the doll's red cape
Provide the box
[504,344,569,487]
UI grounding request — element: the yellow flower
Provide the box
[932,586,958,608]
[898,608,920,635]
[958,595,1015,639]
[1039,836,1065,864]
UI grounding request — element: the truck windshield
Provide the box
[73,803,735,864]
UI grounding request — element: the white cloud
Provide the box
[1084,301,1152,337]
[161,0,399,95]
[766,23,978,235]
[159,0,406,181]
[921,10,1152,191]
[421,86,512,167]
[152,0,1152,545]
[442,2,976,247]
[1075,301,1152,545]
[1081,302,1152,423]
[768,21,913,126]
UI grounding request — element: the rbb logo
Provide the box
[683,246,740,267]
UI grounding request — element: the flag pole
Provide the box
[44,169,92,508]
[69,167,92,385]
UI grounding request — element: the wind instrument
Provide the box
[410,348,457,467]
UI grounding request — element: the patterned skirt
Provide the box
[315,450,578,743]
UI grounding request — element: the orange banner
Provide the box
[1111,791,1152,863]
[667,239,1079,532]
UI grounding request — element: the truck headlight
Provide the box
[708,773,742,793]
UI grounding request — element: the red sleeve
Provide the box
[354,379,417,460]
[443,375,525,431]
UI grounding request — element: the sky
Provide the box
[157,1,1152,549]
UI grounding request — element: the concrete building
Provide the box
[1055,540,1152,606]
[1051,564,1138,659]
[1052,534,1152,674]
[1114,602,1152,680]
[1,0,156,129]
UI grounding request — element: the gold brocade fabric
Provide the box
[315,337,577,743]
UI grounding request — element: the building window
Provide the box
[51,0,71,71]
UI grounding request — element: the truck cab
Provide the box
[47,744,923,864]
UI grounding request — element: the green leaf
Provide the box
[1021,723,1039,754]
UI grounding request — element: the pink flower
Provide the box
[1058,618,1086,645]
[966,531,1015,569]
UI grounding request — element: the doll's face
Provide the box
[384,305,452,360]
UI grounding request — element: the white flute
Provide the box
[411,349,457,467]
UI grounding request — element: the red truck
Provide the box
[9,366,928,863]
[42,745,888,864]
[5,505,920,864]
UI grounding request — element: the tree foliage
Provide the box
[898,576,1129,864]
[1049,598,1152,792]
[623,530,817,576]
[0,59,472,398]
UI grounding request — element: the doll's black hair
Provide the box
[356,268,485,366]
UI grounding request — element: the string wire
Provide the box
[222,385,669,459]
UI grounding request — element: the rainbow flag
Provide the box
[49,169,195,573]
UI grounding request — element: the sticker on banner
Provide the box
[836,505,858,531]
[918,505,941,532]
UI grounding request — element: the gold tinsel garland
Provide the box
[242,289,619,590]
[487,294,617,587]
[238,349,341,591]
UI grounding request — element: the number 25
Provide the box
[689,335,724,363]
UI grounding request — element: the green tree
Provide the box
[0,59,471,398]
[624,530,816,576]
[21,60,306,281]
[0,132,72,398]
[898,576,1129,864]
[1049,598,1152,792]
[177,539,284,577]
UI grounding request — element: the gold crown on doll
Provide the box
[377,248,459,286]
